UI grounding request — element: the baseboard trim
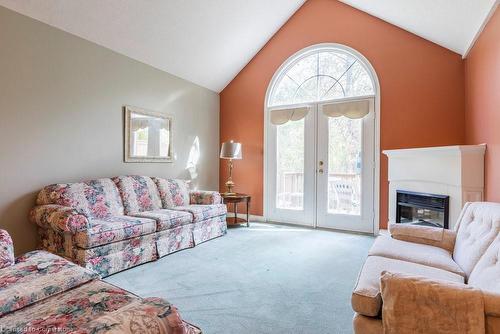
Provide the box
[225,214,378,236]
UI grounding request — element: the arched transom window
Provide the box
[269,47,374,107]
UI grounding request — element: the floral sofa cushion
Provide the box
[131,209,193,231]
[113,176,163,214]
[174,204,227,223]
[0,279,201,334]
[36,178,124,219]
[153,178,191,208]
[74,215,157,248]
[0,250,98,316]
[0,230,14,269]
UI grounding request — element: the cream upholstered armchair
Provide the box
[352,202,500,334]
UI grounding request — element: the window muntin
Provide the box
[269,49,374,107]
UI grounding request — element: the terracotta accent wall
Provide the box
[465,8,500,202]
[220,0,465,228]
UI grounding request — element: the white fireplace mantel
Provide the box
[383,144,486,230]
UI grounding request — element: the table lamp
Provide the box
[220,140,242,194]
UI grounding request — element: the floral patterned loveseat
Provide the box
[30,176,227,277]
[0,229,201,333]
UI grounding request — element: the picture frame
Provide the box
[124,105,173,163]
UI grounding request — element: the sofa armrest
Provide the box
[484,291,500,317]
[30,205,89,233]
[90,296,201,333]
[189,191,222,205]
[482,291,500,333]
[381,271,485,333]
[0,229,15,268]
[388,223,456,252]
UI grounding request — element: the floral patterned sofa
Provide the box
[30,176,227,277]
[0,229,201,334]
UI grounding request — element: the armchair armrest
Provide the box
[0,229,14,268]
[381,271,485,334]
[388,223,456,252]
[29,204,89,233]
[189,190,222,205]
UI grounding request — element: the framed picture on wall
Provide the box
[124,105,173,163]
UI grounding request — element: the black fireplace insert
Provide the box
[396,190,450,229]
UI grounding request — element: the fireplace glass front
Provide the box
[396,190,449,229]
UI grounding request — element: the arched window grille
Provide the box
[268,48,374,107]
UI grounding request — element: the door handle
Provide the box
[318,168,324,174]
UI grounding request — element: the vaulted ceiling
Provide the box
[0,0,497,92]
[0,0,305,92]
[339,0,498,56]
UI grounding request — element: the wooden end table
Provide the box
[221,193,251,227]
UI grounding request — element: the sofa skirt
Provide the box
[192,215,227,245]
[80,241,157,277]
[37,214,228,276]
[155,215,227,257]
[156,224,195,258]
[38,227,157,277]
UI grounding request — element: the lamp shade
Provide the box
[220,140,242,159]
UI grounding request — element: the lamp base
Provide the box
[225,179,235,194]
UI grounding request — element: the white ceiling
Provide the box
[0,0,305,92]
[339,0,498,56]
[0,0,497,92]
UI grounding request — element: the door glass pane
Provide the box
[276,119,304,210]
[328,117,362,215]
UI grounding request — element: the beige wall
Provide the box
[0,7,220,254]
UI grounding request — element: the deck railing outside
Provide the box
[277,172,360,214]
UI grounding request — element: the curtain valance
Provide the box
[270,106,310,125]
[321,99,370,119]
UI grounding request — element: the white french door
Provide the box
[267,105,317,226]
[266,97,375,233]
[316,98,375,232]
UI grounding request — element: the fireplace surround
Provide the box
[383,144,485,230]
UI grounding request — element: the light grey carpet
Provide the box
[105,223,374,334]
